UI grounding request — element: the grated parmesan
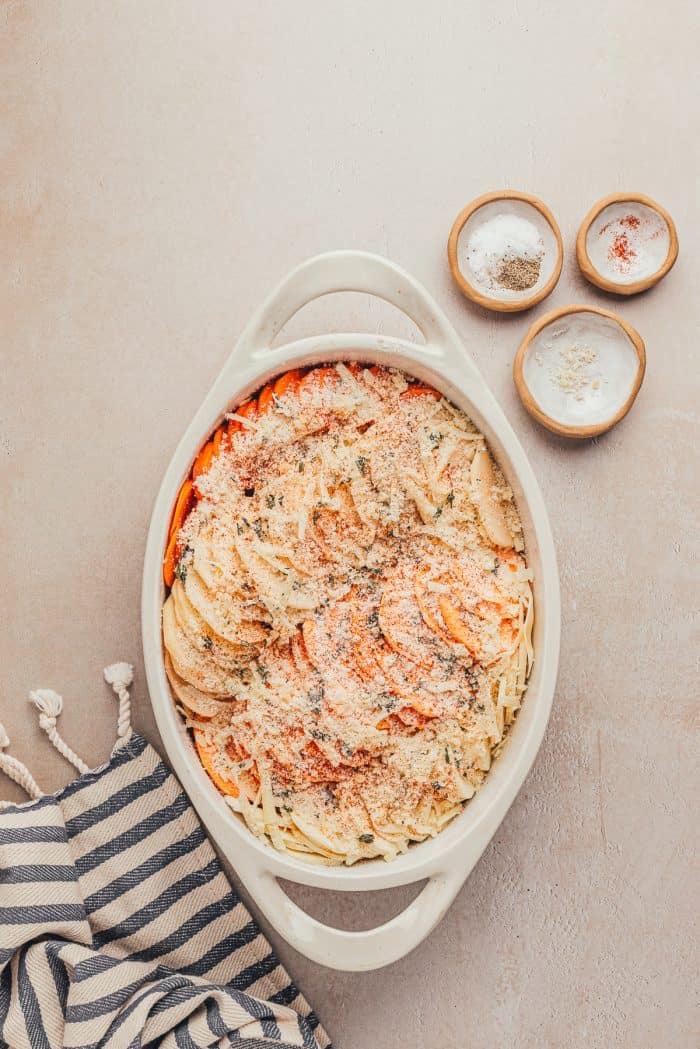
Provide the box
[162,364,534,865]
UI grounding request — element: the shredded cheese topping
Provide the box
[162,364,534,865]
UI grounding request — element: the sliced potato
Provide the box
[164,652,235,718]
[470,448,512,548]
[184,569,268,648]
[193,728,240,797]
[193,525,249,595]
[171,579,249,673]
[162,596,239,696]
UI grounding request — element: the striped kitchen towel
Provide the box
[0,664,331,1049]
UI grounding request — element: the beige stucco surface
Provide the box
[2,2,698,1046]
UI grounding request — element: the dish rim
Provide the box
[141,250,561,969]
[575,191,679,295]
[447,189,563,313]
[513,303,646,439]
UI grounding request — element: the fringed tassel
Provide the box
[29,688,91,775]
[0,723,44,804]
[2,662,134,804]
[104,662,134,741]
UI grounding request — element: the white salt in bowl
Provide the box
[513,304,646,438]
[576,192,678,295]
[448,190,563,312]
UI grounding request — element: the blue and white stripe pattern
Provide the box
[0,733,330,1049]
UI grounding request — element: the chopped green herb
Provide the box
[202,634,213,651]
[174,544,192,584]
[266,494,276,508]
[356,455,368,475]
[308,684,325,706]
[358,833,375,844]
[298,461,305,473]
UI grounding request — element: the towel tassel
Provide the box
[104,662,134,741]
[0,723,44,803]
[29,689,91,775]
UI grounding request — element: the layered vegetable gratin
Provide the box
[162,363,533,865]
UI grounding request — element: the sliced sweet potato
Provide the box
[192,440,215,482]
[163,529,181,589]
[299,366,340,393]
[273,368,303,399]
[168,479,195,542]
[227,398,259,439]
[211,425,224,456]
[438,596,480,658]
[377,708,432,732]
[193,729,239,797]
[400,385,441,400]
[414,566,453,645]
[257,384,275,414]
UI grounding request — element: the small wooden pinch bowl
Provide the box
[513,304,646,439]
[576,192,679,295]
[448,190,563,313]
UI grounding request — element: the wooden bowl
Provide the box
[513,304,646,439]
[576,192,678,295]
[447,190,563,312]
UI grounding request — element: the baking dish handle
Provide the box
[226,250,482,376]
[247,868,464,973]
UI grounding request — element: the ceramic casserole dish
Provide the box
[142,250,560,972]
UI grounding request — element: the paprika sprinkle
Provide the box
[608,230,637,268]
[586,203,670,281]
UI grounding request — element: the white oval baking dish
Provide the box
[142,251,560,973]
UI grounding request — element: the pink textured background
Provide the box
[2,3,698,1046]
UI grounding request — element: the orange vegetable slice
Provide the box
[211,425,224,456]
[348,364,380,376]
[273,369,303,399]
[414,566,454,645]
[376,708,432,732]
[300,366,340,393]
[379,589,433,670]
[438,596,481,658]
[257,384,275,414]
[192,440,215,482]
[193,729,239,797]
[400,385,441,400]
[227,398,258,439]
[168,479,195,542]
[164,478,197,587]
[163,529,181,589]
